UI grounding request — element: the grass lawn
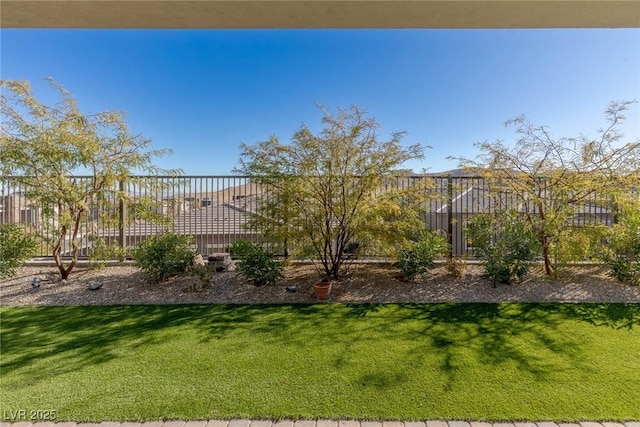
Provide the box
[1,303,639,422]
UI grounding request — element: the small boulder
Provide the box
[192,254,206,267]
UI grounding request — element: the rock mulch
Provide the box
[1,263,639,306]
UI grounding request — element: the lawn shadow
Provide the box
[0,305,201,387]
[557,303,640,330]
[341,302,640,388]
[1,302,638,390]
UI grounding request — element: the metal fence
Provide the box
[1,176,261,258]
[0,175,620,259]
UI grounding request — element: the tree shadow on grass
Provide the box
[0,304,325,388]
[0,302,638,390]
[342,302,640,389]
[556,303,640,330]
[0,305,172,386]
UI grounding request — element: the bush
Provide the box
[445,256,468,278]
[225,239,256,259]
[133,231,197,283]
[235,243,283,286]
[606,256,640,286]
[467,213,540,285]
[0,224,37,278]
[550,226,607,273]
[397,231,448,281]
[88,238,128,269]
[601,209,640,285]
[185,264,214,291]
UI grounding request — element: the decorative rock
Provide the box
[208,253,233,271]
[192,254,206,267]
[31,277,41,288]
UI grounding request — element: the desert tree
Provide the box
[235,105,427,279]
[451,100,640,275]
[0,79,181,279]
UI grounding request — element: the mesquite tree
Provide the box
[451,101,640,275]
[0,79,180,279]
[236,105,426,279]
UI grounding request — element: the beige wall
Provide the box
[2,1,639,29]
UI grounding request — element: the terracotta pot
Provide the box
[313,281,332,300]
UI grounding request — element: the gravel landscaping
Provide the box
[1,262,639,306]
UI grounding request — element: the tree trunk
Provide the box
[53,225,67,279]
[536,200,553,276]
[52,213,82,280]
[330,260,341,280]
[541,236,553,276]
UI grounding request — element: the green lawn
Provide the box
[1,303,639,422]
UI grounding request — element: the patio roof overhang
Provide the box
[2,0,639,29]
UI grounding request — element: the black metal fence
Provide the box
[0,175,619,259]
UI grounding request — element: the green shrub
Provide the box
[132,231,197,283]
[606,256,640,286]
[185,264,214,291]
[0,223,37,278]
[225,239,256,259]
[397,231,448,281]
[235,243,283,286]
[445,256,468,278]
[550,226,607,271]
[88,238,128,269]
[467,213,540,285]
[601,209,640,285]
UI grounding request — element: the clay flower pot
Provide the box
[313,280,332,300]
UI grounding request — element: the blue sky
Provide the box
[1,29,639,175]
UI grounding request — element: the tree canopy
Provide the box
[451,100,640,275]
[236,105,427,279]
[0,79,181,278]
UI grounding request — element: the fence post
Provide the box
[118,179,127,248]
[447,175,453,258]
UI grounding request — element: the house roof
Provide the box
[98,201,258,238]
